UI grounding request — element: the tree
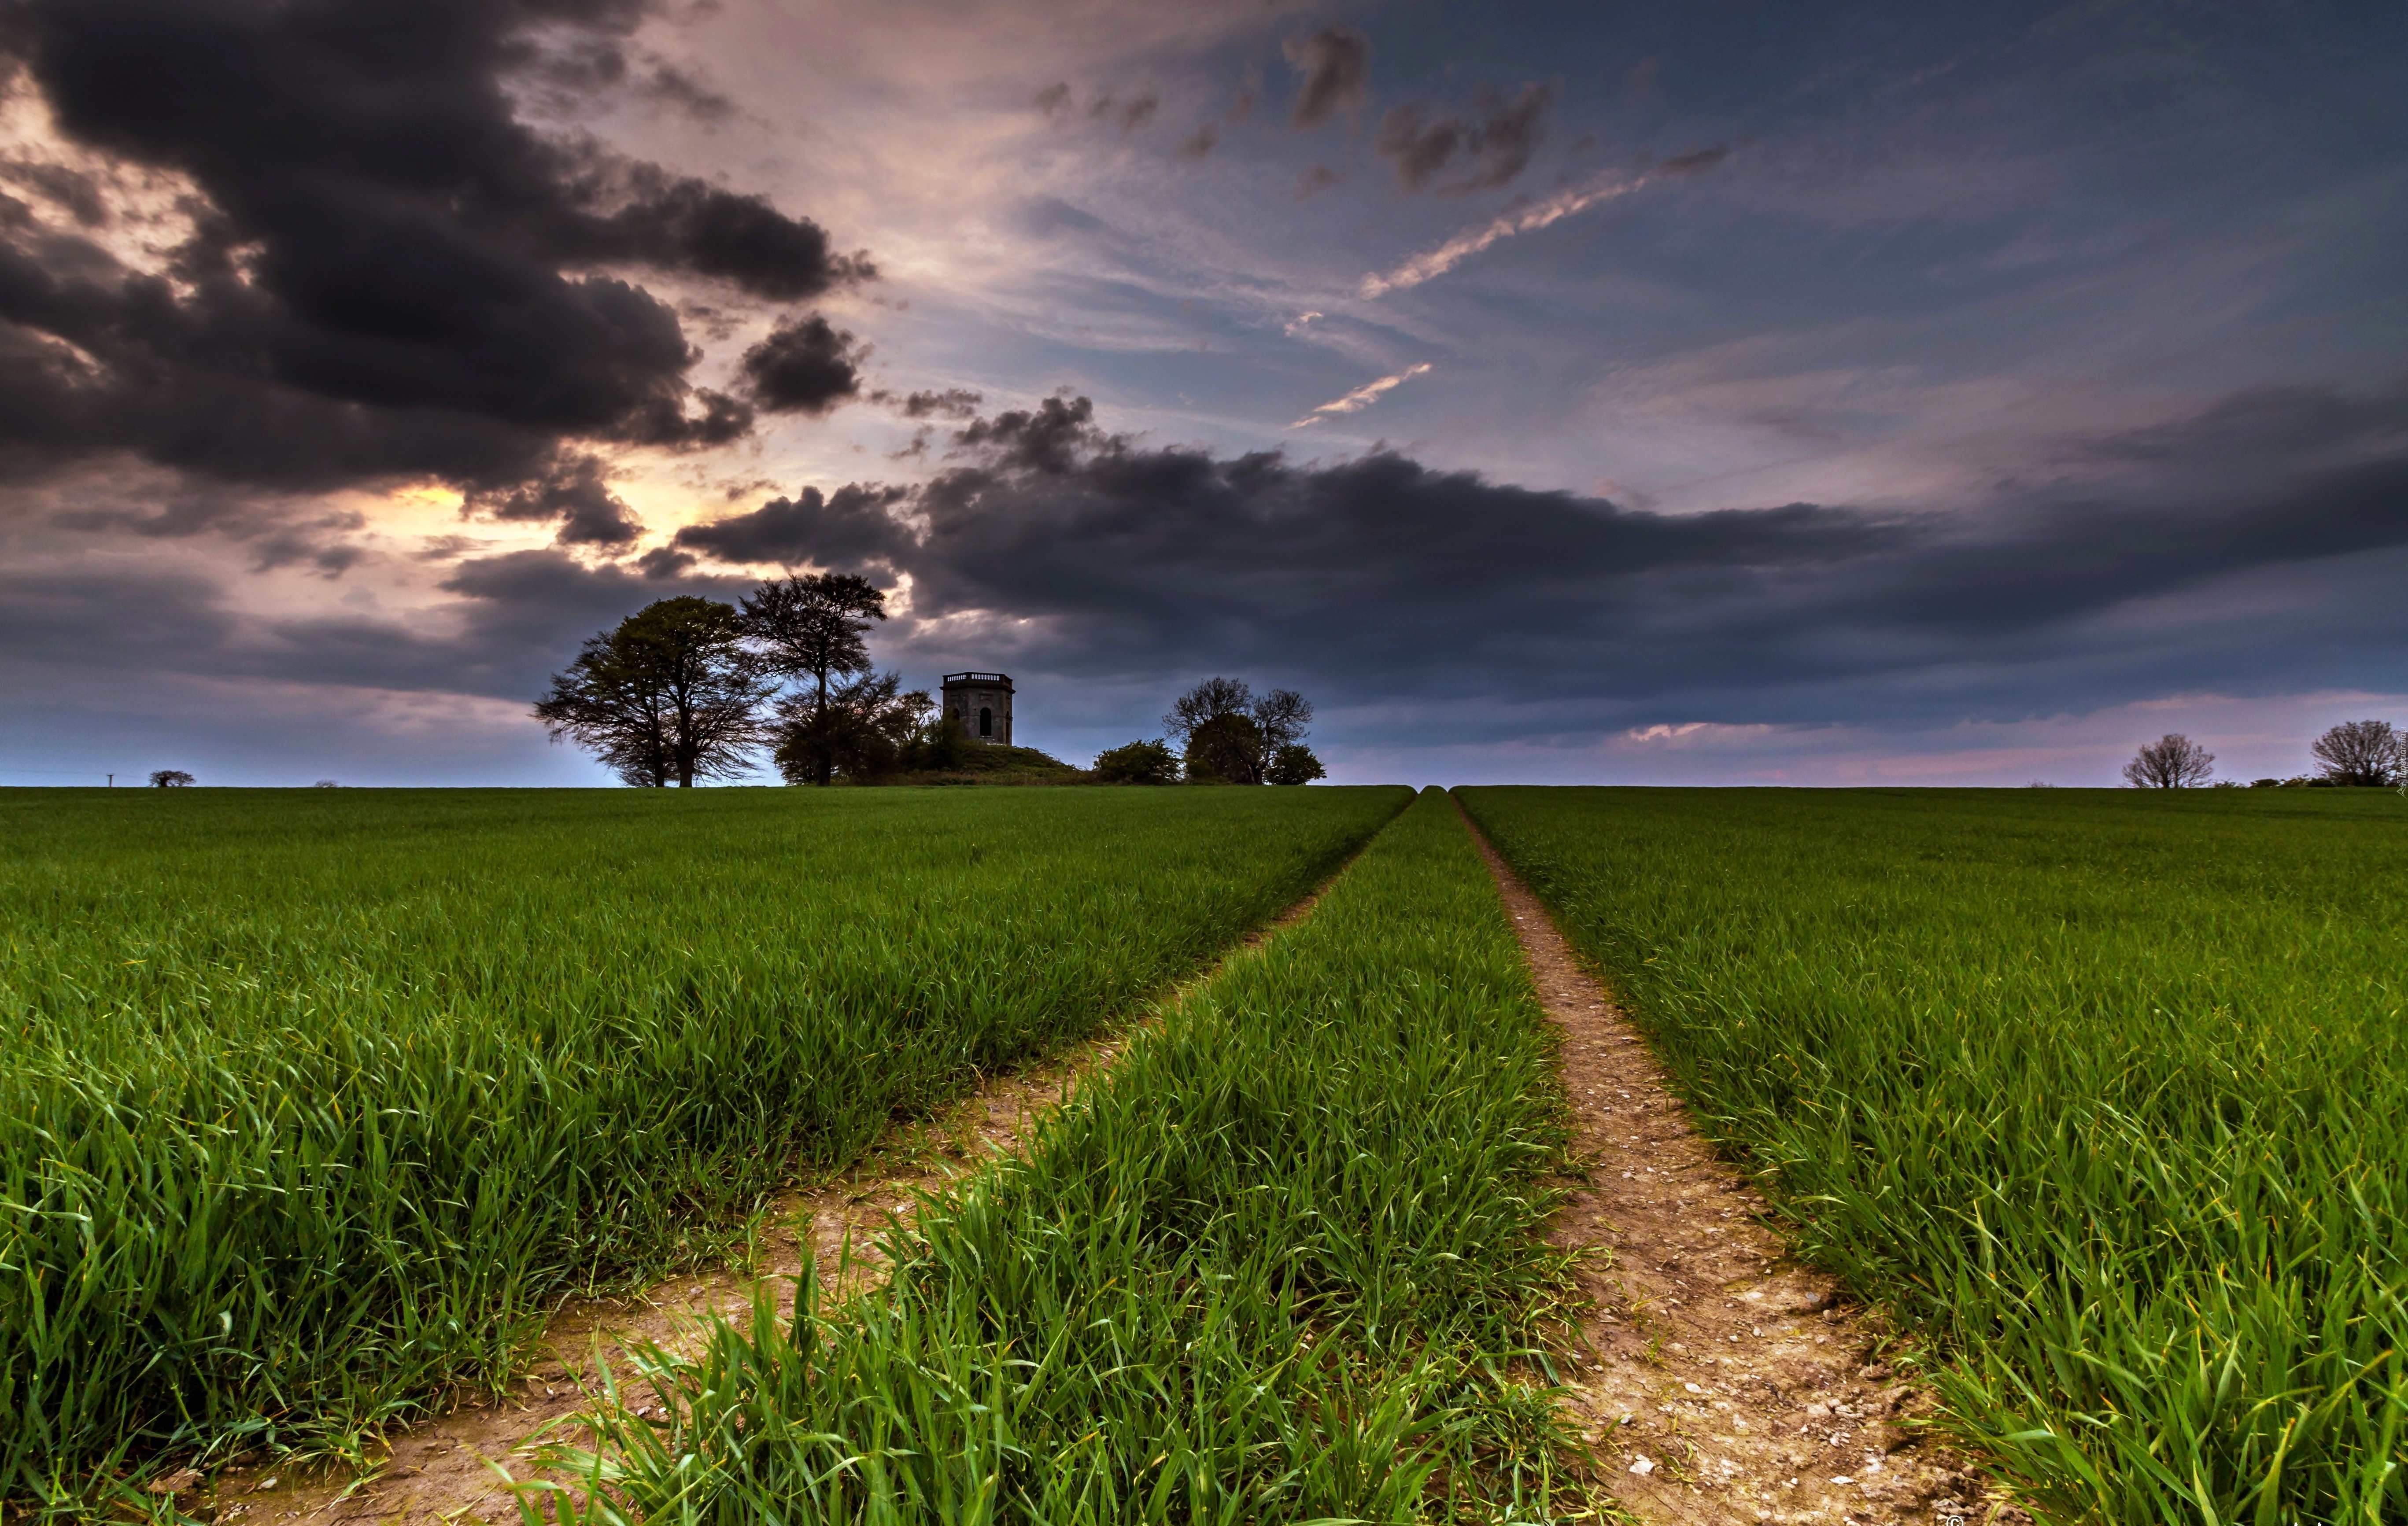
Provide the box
[772,672,930,784]
[741,573,887,785]
[1182,712,1262,784]
[148,769,194,787]
[901,711,975,774]
[2122,733,2215,789]
[1162,678,1315,785]
[535,597,770,787]
[1093,739,1178,784]
[1268,744,1326,785]
[2309,719,2402,787]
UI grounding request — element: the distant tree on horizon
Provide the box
[148,769,194,788]
[1093,739,1178,784]
[534,597,770,787]
[1163,678,1315,785]
[2122,733,2215,789]
[1268,743,1326,785]
[2309,719,2403,787]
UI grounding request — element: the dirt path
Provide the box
[1454,801,2022,1526]
[199,851,1368,1526]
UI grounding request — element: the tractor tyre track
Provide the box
[1454,798,2026,1526]
[203,833,1383,1526]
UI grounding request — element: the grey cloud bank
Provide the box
[2,0,2404,786]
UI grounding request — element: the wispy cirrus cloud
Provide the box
[1359,148,1729,296]
[1290,362,1434,427]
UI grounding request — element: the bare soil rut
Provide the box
[1454,801,2024,1526]
[201,855,1364,1526]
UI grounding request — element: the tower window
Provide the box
[979,706,993,737]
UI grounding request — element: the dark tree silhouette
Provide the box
[2122,733,2215,789]
[1162,678,1315,785]
[772,672,930,784]
[1092,739,1178,784]
[1268,744,1326,785]
[741,573,887,785]
[2309,719,2402,787]
[148,769,194,788]
[535,597,770,787]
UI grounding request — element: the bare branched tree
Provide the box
[2309,719,2403,787]
[2122,733,2215,789]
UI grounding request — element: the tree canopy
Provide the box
[1162,677,1318,785]
[534,597,770,787]
[742,573,888,785]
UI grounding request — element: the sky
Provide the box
[1,0,2403,788]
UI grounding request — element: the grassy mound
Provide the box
[896,742,1086,785]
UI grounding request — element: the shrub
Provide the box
[1091,739,1178,785]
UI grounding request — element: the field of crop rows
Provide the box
[7,782,2404,1524]
[0,786,1407,1503]
[1462,785,2408,1524]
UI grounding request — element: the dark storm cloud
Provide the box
[0,0,867,497]
[668,483,913,568]
[44,473,370,571]
[1376,83,1554,194]
[949,394,1106,473]
[462,453,643,546]
[1284,27,1369,129]
[738,314,864,415]
[874,387,982,420]
[17,384,2403,762]
[655,385,2408,724]
[0,159,108,227]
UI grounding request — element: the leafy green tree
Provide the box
[535,597,770,787]
[1268,744,1326,785]
[1092,739,1178,784]
[901,711,975,774]
[1163,678,1315,785]
[1182,713,1261,784]
[741,573,887,785]
[773,673,931,784]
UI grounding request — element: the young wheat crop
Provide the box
[0,785,1407,1505]
[513,788,1598,1525]
[1459,785,2408,1525]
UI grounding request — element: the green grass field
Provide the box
[0,785,1407,1503]
[1459,786,2408,1525]
[517,788,1593,1526]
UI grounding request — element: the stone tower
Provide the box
[941,672,1014,745]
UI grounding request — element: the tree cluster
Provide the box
[1092,678,1326,786]
[2123,720,2408,790]
[538,601,1334,791]
[535,575,934,787]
